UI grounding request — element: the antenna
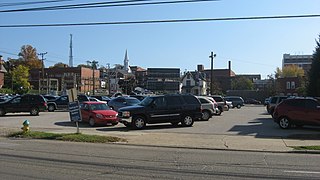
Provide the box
[69,34,73,67]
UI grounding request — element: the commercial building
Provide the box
[146,68,180,94]
[282,53,313,74]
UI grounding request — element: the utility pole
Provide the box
[87,60,99,95]
[38,52,47,94]
[209,52,216,95]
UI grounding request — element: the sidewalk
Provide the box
[2,126,319,153]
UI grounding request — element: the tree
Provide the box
[307,35,320,96]
[231,77,253,90]
[275,65,304,78]
[18,45,42,69]
[12,65,31,94]
[50,62,68,68]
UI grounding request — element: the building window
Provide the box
[186,80,191,86]
[286,82,291,89]
[291,81,295,89]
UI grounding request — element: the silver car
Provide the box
[197,96,219,121]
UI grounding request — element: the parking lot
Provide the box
[0,105,319,139]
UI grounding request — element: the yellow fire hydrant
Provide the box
[21,120,30,133]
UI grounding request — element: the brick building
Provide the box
[29,66,99,95]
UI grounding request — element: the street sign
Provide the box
[68,101,82,122]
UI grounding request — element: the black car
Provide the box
[47,94,89,112]
[0,94,47,116]
[118,94,202,129]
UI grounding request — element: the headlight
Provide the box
[96,114,103,119]
[122,111,130,117]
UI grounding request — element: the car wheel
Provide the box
[123,121,131,127]
[48,105,55,112]
[111,122,118,126]
[181,115,194,127]
[236,104,241,109]
[0,108,6,116]
[279,117,291,129]
[202,110,210,121]
[132,116,146,129]
[89,117,95,127]
[30,107,39,116]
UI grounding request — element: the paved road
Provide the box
[1,138,320,180]
[0,105,319,139]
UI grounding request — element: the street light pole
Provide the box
[209,52,216,95]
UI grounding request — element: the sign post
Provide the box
[67,88,82,133]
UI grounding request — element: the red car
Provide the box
[80,101,119,127]
[273,98,320,129]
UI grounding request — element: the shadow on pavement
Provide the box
[55,121,90,128]
[97,123,188,132]
[228,117,320,140]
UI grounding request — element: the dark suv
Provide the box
[118,94,202,129]
[224,96,244,109]
[273,98,320,129]
[47,94,90,112]
[0,94,47,116]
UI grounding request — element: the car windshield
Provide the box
[126,98,141,105]
[89,103,110,110]
[139,96,154,106]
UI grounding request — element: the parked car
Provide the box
[107,96,140,111]
[47,94,90,112]
[225,100,233,109]
[264,97,271,106]
[205,96,222,115]
[129,95,146,101]
[43,95,59,101]
[245,98,261,104]
[118,94,202,129]
[266,96,287,115]
[0,94,47,116]
[89,97,108,104]
[80,101,119,127]
[224,96,244,109]
[273,97,320,129]
[197,96,219,120]
[90,95,111,103]
[211,95,228,113]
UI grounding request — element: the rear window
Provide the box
[213,97,223,102]
[270,97,277,103]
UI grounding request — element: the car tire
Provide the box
[111,122,118,126]
[89,117,95,127]
[181,115,194,127]
[236,104,241,109]
[132,116,146,129]
[0,108,6,116]
[279,117,291,129]
[201,110,210,121]
[215,108,222,116]
[30,107,39,116]
[48,105,55,112]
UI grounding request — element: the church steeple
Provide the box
[124,49,130,73]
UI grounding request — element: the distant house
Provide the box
[276,77,304,96]
[0,56,7,88]
[181,71,207,95]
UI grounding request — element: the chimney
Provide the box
[197,64,204,72]
[228,61,231,76]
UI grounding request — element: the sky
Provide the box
[0,0,319,79]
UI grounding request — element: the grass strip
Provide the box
[8,131,126,143]
[292,146,320,150]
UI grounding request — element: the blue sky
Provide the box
[0,0,319,78]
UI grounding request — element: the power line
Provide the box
[0,14,319,28]
[0,0,75,8]
[0,0,220,13]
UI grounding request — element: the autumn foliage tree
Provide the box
[18,45,42,69]
[275,65,304,78]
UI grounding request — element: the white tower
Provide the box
[123,49,131,73]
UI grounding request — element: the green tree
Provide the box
[12,65,31,94]
[50,62,68,68]
[307,35,320,96]
[231,77,253,90]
